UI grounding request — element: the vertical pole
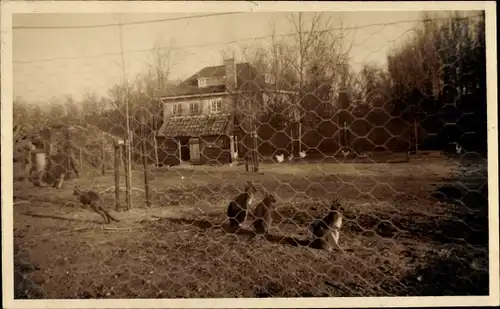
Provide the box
[175,139,180,164]
[153,131,159,167]
[251,132,256,172]
[123,141,132,210]
[142,138,151,207]
[245,134,249,172]
[343,122,348,148]
[296,106,302,154]
[41,132,50,186]
[101,132,106,176]
[414,117,419,154]
[141,116,151,208]
[119,15,132,210]
[65,127,71,179]
[253,131,259,173]
[229,135,236,161]
[114,141,121,211]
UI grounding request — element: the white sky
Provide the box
[13,11,426,103]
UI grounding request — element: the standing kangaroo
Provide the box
[227,181,257,229]
[73,186,120,224]
[252,193,277,235]
[310,199,344,252]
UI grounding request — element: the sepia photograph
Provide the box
[1,1,498,308]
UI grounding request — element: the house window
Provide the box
[209,98,222,113]
[189,102,200,114]
[172,103,182,115]
[198,78,208,88]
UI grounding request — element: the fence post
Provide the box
[101,132,106,176]
[140,113,151,208]
[64,126,71,179]
[114,140,122,211]
[153,131,159,168]
[414,118,419,154]
[252,131,259,173]
[123,140,132,210]
[244,140,249,172]
[142,139,151,207]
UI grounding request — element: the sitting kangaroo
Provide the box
[227,181,257,229]
[252,193,278,235]
[310,198,344,252]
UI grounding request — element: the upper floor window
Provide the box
[198,78,208,88]
[198,76,225,88]
[172,103,182,115]
[189,102,200,114]
[209,98,222,113]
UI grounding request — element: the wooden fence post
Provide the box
[252,131,259,173]
[114,140,121,211]
[64,126,71,179]
[153,131,159,168]
[101,133,106,176]
[123,140,132,210]
[140,113,151,208]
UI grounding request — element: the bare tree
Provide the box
[143,41,174,166]
[242,12,353,155]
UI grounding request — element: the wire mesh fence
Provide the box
[11,11,489,298]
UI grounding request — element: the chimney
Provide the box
[224,58,237,92]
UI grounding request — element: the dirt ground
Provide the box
[12,152,490,298]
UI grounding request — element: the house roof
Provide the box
[158,114,232,137]
[156,62,269,98]
[157,84,227,97]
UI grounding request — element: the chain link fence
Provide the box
[12,11,489,298]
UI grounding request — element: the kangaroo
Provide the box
[73,186,120,224]
[227,181,257,229]
[310,199,344,252]
[252,193,277,235]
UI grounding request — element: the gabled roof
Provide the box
[157,84,226,98]
[156,62,269,98]
[158,113,232,137]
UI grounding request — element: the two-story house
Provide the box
[155,58,269,165]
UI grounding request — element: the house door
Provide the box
[189,138,201,163]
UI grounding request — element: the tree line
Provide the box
[245,11,486,154]
[13,11,486,160]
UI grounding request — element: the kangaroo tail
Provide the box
[103,210,120,222]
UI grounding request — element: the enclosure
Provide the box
[11,9,490,299]
[13,152,489,298]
